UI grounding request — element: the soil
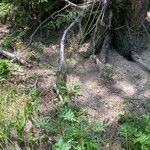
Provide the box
[0,22,150,150]
[34,37,150,149]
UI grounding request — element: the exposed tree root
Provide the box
[131,51,150,72]
[0,49,32,68]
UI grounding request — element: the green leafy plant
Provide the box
[105,64,117,78]
[118,113,150,150]
[0,59,9,79]
[0,85,39,148]
[55,82,81,104]
[52,104,104,150]
[36,117,61,134]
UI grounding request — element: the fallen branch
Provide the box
[0,49,32,67]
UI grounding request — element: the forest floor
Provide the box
[0,23,150,149]
[26,33,150,149]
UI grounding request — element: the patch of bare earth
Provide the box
[1,24,149,149]
[66,46,150,149]
[32,37,149,149]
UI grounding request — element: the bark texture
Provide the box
[112,0,149,58]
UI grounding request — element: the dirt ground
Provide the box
[0,23,150,150]
[34,38,150,149]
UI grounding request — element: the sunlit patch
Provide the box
[115,80,137,96]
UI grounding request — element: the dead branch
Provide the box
[59,16,81,70]
[0,49,32,67]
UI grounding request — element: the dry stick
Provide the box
[22,4,70,51]
[82,0,96,36]
[85,5,104,39]
[0,49,31,67]
[92,4,106,54]
[83,1,101,39]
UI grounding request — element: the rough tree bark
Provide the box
[112,0,149,58]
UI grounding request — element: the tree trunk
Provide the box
[112,0,149,59]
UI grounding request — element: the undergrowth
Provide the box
[0,61,105,149]
[0,85,39,149]
[118,113,150,150]
[35,81,105,150]
[36,103,105,150]
[0,59,9,79]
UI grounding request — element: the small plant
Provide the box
[36,117,61,134]
[52,103,104,150]
[118,113,150,150]
[55,81,81,104]
[105,64,117,78]
[0,59,9,79]
[36,101,104,149]
[1,34,16,49]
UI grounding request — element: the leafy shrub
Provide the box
[0,3,13,23]
[118,113,150,150]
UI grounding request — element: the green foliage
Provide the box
[55,82,81,104]
[52,104,104,150]
[0,3,13,19]
[105,64,117,78]
[0,59,23,80]
[54,138,72,150]
[118,113,150,150]
[36,117,61,134]
[46,9,78,30]
[36,101,104,150]
[48,84,104,149]
[0,59,9,79]
[1,35,16,49]
[0,29,26,49]
[0,85,39,147]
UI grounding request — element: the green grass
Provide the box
[0,85,39,149]
[0,75,105,149]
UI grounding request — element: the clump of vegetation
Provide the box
[43,82,105,150]
[105,64,117,78]
[0,59,9,79]
[118,113,150,150]
[0,85,39,149]
[36,103,105,150]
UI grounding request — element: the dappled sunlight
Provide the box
[115,80,137,96]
